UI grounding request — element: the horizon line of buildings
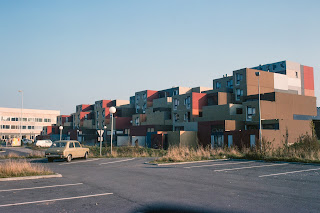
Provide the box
[3,60,319,148]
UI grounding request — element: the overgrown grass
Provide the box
[88,146,167,158]
[25,144,48,151]
[0,160,53,178]
[0,151,44,159]
[153,134,320,164]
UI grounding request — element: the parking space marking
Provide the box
[0,192,113,207]
[184,161,253,169]
[0,183,83,193]
[59,158,100,165]
[157,159,228,166]
[214,163,288,172]
[99,158,135,165]
[259,168,320,177]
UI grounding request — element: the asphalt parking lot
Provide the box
[1,156,320,213]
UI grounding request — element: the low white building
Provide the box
[0,107,60,141]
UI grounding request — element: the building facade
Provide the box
[0,107,60,141]
[39,60,317,149]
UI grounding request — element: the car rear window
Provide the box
[75,142,81,148]
[52,142,67,147]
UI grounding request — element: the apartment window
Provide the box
[143,103,146,113]
[35,118,42,122]
[184,96,191,109]
[174,113,179,122]
[247,106,256,120]
[96,111,99,119]
[3,117,10,121]
[11,117,18,121]
[136,95,140,102]
[135,117,140,126]
[236,73,243,85]
[236,89,243,101]
[184,112,190,122]
[136,105,140,113]
[23,118,27,122]
[84,114,88,120]
[227,80,233,88]
[102,110,105,118]
[2,125,10,129]
[173,90,178,96]
[174,99,179,110]
[215,81,221,89]
[11,125,18,129]
[296,72,298,78]
[236,108,243,114]
[143,93,147,101]
[22,126,26,129]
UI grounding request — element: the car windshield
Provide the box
[51,142,67,148]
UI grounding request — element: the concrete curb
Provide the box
[0,173,62,182]
[146,159,229,166]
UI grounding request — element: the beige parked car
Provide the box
[45,140,89,162]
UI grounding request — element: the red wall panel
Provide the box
[303,66,314,90]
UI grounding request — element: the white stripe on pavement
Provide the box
[214,163,288,172]
[99,158,135,165]
[259,168,320,177]
[157,159,228,166]
[59,158,100,165]
[184,161,253,169]
[0,183,83,192]
[0,193,113,207]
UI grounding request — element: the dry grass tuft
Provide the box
[0,151,44,159]
[88,146,166,158]
[0,160,53,178]
[153,134,320,164]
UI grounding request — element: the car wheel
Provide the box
[48,158,54,162]
[66,155,72,162]
[84,152,88,160]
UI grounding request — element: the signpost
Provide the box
[97,130,104,156]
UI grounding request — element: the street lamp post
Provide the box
[99,125,107,156]
[18,90,23,142]
[255,72,262,151]
[59,126,63,141]
[109,107,116,155]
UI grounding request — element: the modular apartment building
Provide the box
[0,107,60,141]
[40,60,317,149]
[194,60,316,148]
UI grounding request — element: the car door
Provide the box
[68,142,76,157]
[74,142,83,157]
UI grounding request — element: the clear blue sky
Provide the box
[1,0,319,114]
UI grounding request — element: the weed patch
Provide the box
[0,160,53,178]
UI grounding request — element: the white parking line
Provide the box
[259,168,320,177]
[59,158,100,165]
[99,158,135,165]
[184,161,253,169]
[0,183,83,192]
[156,159,229,166]
[214,163,289,172]
[0,193,113,207]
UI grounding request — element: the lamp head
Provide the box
[109,107,116,114]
